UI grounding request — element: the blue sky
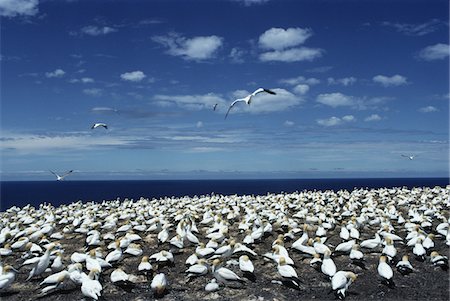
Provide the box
[1,0,449,180]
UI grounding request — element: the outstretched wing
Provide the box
[49,170,59,178]
[252,88,276,96]
[400,154,408,158]
[61,170,74,179]
[225,99,246,119]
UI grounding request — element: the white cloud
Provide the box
[317,115,355,127]
[418,106,438,113]
[328,77,357,86]
[81,25,117,36]
[120,71,146,82]
[154,93,226,110]
[418,43,449,61]
[280,76,320,86]
[259,47,323,62]
[342,115,356,122]
[152,33,223,61]
[258,27,312,50]
[316,92,355,107]
[372,74,408,87]
[0,132,129,153]
[364,114,382,122]
[233,0,270,6]
[284,120,295,127]
[83,88,103,97]
[69,77,94,84]
[382,19,445,36]
[45,69,65,78]
[229,47,246,63]
[293,84,309,95]
[0,0,38,17]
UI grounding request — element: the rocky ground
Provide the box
[1,191,449,301]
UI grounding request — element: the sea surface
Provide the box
[1,178,449,211]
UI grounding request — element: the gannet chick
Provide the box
[430,251,448,271]
[378,256,395,288]
[151,273,167,297]
[0,265,18,290]
[331,271,357,300]
[212,259,244,284]
[321,250,337,278]
[396,255,414,275]
[277,256,301,289]
[205,278,220,292]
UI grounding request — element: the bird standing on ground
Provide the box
[225,88,276,119]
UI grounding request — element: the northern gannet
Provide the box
[225,88,276,119]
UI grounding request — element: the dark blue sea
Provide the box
[1,178,448,211]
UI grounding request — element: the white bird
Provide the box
[138,256,152,274]
[26,243,56,280]
[377,255,394,287]
[331,271,357,300]
[81,269,102,300]
[205,278,220,292]
[401,154,416,160]
[186,259,208,278]
[321,250,337,278]
[151,273,167,296]
[0,266,17,290]
[277,256,301,289]
[239,255,254,274]
[396,255,414,275]
[50,170,73,181]
[225,88,276,119]
[91,123,108,129]
[212,259,243,284]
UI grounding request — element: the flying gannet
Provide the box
[225,88,276,119]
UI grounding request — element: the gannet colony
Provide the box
[0,185,449,300]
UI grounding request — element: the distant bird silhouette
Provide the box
[225,88,276,119]
[213,103,218,111]
[401,154,417,160]
[91,123,108,129]
[50,170,73,181]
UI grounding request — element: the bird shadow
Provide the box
[0,291,19,297]
[243,272,256,282]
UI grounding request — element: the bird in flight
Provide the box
[213,103,218,111]
[91,123,108,129]
[401,154,417,160]
[225,88,276,119]
[50,170,73,181]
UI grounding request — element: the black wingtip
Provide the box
[264,89,276,95]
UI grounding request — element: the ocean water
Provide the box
[1,178,448,211]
